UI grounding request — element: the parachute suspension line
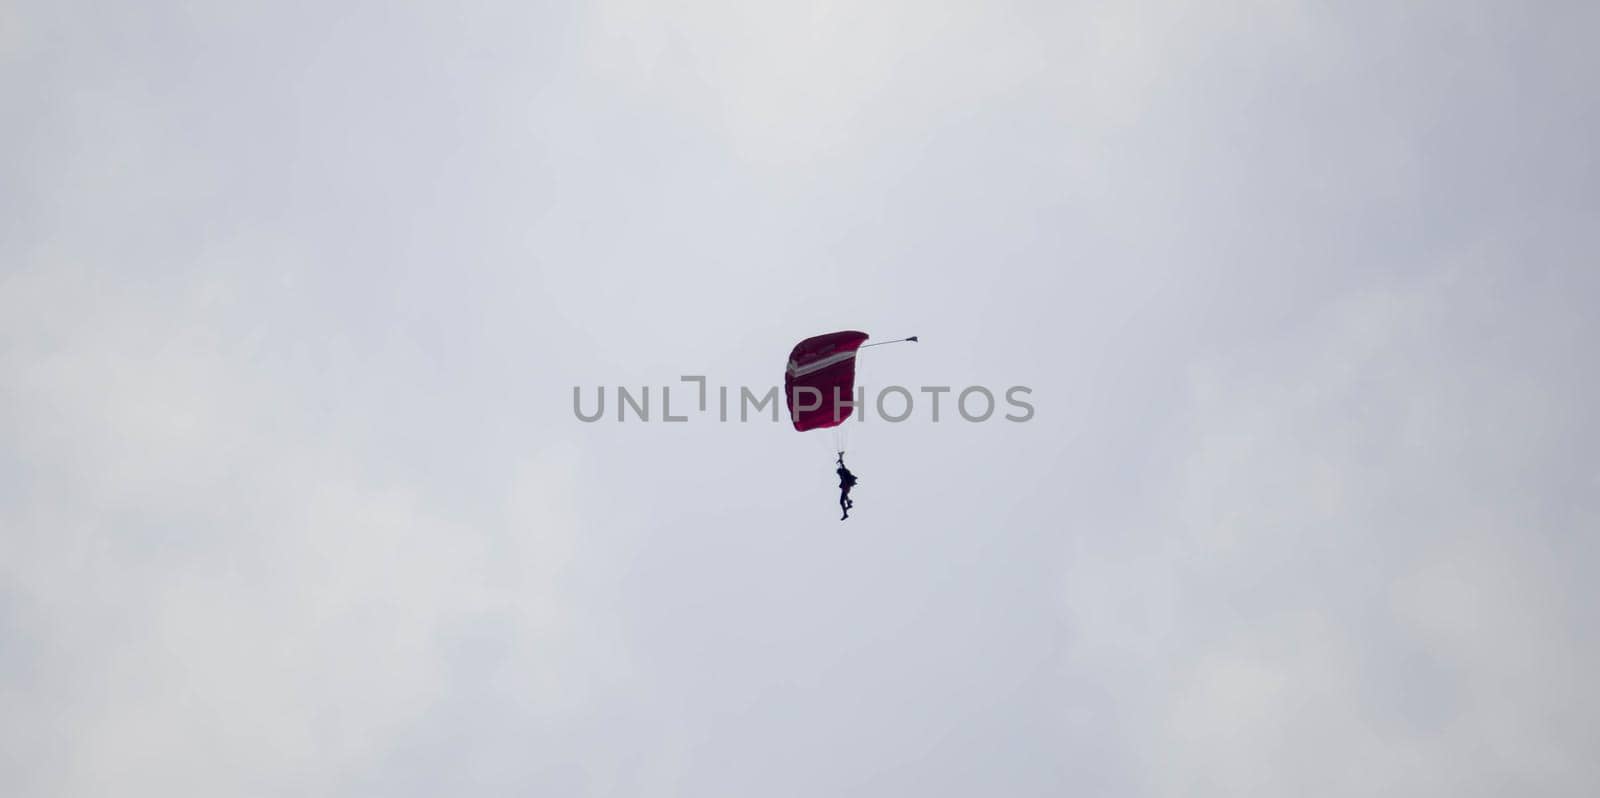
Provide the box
[809,426,843,456]
[828,334,915,459]
[859,335,919,349]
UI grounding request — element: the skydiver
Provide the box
[836,453,858,520]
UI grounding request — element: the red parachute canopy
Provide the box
[785,331,870,431]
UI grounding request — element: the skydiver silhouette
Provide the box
[835,453,857,520]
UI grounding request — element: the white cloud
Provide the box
[1141,267,1600,795]
[0,264,609,795]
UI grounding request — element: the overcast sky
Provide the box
[3,1,1598,795]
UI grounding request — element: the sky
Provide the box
[2,1,1598,795]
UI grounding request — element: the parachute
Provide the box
[785,330,870,433]
[785,331,917,455]
[786,330,917,519]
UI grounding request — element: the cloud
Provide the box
[4,1,1598,795]
[1137,264,1600,796]
[0,263,613,794]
